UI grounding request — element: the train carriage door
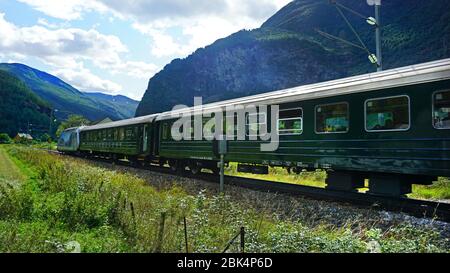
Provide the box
[143,124,149,153]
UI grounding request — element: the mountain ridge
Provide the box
[135,0,450,117]
[0,69,51,137]
[0,63,139,121]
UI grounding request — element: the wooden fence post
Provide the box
[240,227,245,253]
[184,216,189,253]
[154,212,166,253]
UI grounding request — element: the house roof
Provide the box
[16,133,33,140]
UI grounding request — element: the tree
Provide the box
[0,133,11,144]
[40,133,52,143]
[56,115,90,137]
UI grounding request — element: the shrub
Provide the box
[0,133,11,144]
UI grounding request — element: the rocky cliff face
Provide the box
[136,0,450,116]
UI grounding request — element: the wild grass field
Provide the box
[0,145,449,253]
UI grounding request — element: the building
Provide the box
[14,133,33,142]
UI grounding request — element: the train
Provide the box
[58,58,450,197]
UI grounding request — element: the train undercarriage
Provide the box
[71,149,438,198]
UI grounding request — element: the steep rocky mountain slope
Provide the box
[136,0,450,116]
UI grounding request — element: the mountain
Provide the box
[0,70,51,137]
[0,63,139,121]
[84,92,139,121]
[135,0,450,116]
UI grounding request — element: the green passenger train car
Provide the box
[78,115,158,160]
[58,58,450,196]
[155,59,450,195]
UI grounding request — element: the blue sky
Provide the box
[0,0,290,100]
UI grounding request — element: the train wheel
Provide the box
[189,163,201,175]
[169,160,178,172]
[212,167,220,176]
[159,158,166,167]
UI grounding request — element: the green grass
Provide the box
[0,145,448,253]
[225,163,326,188]
[0,145,24,184]
[226,163,450,201]
[411,177,450,200]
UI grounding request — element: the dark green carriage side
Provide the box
[79,123,153,157]
[158,79,450,178]
[158,119,216,161]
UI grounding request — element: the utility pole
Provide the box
[375,1,382,71]
[317,0,383,71]
[49,109,58,138]
[217,138,228,193]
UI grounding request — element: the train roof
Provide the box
[76,58,450,129]
[80,114,158,131]
[156,58,450,120]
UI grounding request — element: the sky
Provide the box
[0,0,291,100]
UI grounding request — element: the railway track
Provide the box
[48,149,450,223]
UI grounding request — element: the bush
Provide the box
[0,133,11,144]
[40,133,52,143]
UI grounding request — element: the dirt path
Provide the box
[0,146,24,186]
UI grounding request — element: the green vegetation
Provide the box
[225,163,326,188]
[0,70,51,138]
[412,178,450,200]
[56,115,90,137]
[0,133,11,144]
[0,63,138,121]
[39,133,52,143]
[0,145,448,253]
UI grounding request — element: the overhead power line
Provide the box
[316,0,383,71]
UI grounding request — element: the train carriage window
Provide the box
[203,116,216,139]
[119,128,125,141]
[315,103,349,134]
[187,120,194,138]
[365,96,410,132]
[125,128,133,140]
[278,108,303,135]
[225,114,238,137]
[433,90,450,129]
[162,123,170,140]
[246,112,266,136]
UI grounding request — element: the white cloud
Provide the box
[0,13,158,93]
[0,13,126,67]
[9,0,293,98]
[37,18,70,29]
[17,0,107,20]
[18,0,292,58]
[111,0,292,58]
[52,65,122,94]
[114,61,159,79]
